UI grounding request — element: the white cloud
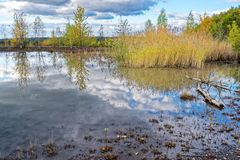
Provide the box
[227,0,240,2]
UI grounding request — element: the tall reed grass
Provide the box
[111,29,236,68]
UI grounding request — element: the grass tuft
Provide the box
[180,92,196,101]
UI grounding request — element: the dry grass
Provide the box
[111,29,236,68]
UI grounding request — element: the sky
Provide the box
[0,0,239,37]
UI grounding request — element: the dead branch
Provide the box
[197,83,224,109]
[186,75,240,94]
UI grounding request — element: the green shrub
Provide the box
[228,21,240,52]
[209,6,240,40]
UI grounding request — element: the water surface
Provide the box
[0,52,239,159]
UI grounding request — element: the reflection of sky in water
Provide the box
[86,64,178,112]
[85,60,239,120]
[0,52,239,155]
[0,52,239,117]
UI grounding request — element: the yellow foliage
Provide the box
[197,16,213,33]
[41,37,58,47]
[112,29,235,68]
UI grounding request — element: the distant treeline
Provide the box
[0,6,239,68]
[0,37,114,47]
[0,7,116,48]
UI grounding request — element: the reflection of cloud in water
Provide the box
[86,68,178,113]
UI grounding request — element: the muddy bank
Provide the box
[1,119,239,160]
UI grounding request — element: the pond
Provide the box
[0,52,239,159]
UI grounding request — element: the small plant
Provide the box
[99,146,113,153]
[137,137,146,144]
[27,141,37,159]
[149,118,159,124]
[151,148,161,155]
[16,147,24,159]
[100,128,113,153]
[42,136,58,157]
[104,128,109,144]
[164,141,176,148]
[180,92,196,101]
[42,142,58,157]
[99,128,114,153]
[102,154,118,160]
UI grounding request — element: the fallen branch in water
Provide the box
[186,75,240,94]
[197,84,224,109]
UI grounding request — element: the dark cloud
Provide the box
[12,0,70,6]
[85,11,97,17]
[78,0,160,16]
[5,0,162,20]
[21,4,58,16]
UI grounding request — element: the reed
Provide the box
[111,29,236,68]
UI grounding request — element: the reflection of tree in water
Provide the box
[64,53,89,90]
[14,52,29,88]
[51,52,63,72]
[230,68,240,90]
[12,52,88,89]
[228,68,240,84]
[3,52,10,76]
[35,52,47,83]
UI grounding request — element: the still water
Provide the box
[0,52,239,159]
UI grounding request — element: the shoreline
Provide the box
[1,125,239,160]
[0,46,107,52]
[0,47,239,67]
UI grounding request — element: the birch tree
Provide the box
[12,11,28,47]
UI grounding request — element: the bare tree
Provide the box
[32,16,45,46]
[186,11,196,31]
[145,19,155,32]
[55,26,62,47]
[115,17,131,37]
[32,16,44,38]
[0,25,7,39]
[98,24,104,39]
[0,25,8,46]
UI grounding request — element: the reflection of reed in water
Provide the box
[14,52,29,88]
[117,65,240,91]
[117,68,197,91]
[64,52,89,90]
